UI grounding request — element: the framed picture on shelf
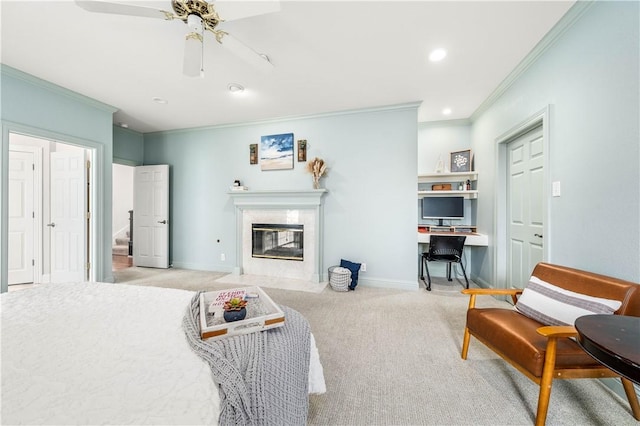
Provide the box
[450,149,471,173]
[297,139,307,162]
[249,143,258,165]
[260,133,294,171]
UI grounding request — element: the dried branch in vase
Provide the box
[306,157,328,189]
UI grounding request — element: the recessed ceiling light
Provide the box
[118,122,129,128]
[152,97,168,104]
[228,83,245,94]
[228,83,244,93]
[442,108,452,115]
[429,48,447,62]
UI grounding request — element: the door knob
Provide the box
[158,220,167,224]
[534,233,543,238]
[46,222,56,227]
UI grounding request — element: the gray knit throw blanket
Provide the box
[182,291,310,426]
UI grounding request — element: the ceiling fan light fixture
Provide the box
[187,13,203,32]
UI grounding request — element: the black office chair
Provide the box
[420,235,468,291]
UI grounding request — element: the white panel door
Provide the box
[8,150,34,284]
[133,165,169,268]
[50,151,86,282]
[507,126,544,286]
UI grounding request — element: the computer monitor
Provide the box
[421,196,464,226]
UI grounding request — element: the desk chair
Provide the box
[420,235,468,291]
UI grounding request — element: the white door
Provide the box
[507,126,544,286]
[50,151,87,282]
[133,165,169,268]
[8,150,35,284]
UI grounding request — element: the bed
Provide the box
[1,282,325,425]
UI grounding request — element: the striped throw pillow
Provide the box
[514,276,622,326]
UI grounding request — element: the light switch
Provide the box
[552,181,561,197]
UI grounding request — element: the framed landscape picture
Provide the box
[450,149,471,173]
[260,133,294,171]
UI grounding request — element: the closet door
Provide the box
[507,125,544,286]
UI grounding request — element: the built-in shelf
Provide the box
[419,225,478,233]
[418,172,478,184]
[418,172,478,199]
[418,190,478,199]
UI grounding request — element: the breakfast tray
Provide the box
[198,286,285,341]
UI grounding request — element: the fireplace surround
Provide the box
[229,190,327,282]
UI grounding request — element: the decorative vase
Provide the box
[223,307,247,322]
[312,176,320,189]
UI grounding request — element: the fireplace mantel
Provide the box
[228,189,327,208]
[229,189,328,282]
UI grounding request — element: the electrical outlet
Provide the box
[220,253,226,261]
[361,263,367,272]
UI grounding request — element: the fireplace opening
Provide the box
[252,224,304,261]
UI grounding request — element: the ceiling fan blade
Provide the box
[75,0,171,19]
[219,32,273,71]
[214,0,280,22]
[183,33,203,77]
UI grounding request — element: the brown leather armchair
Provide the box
[460,262,640,426]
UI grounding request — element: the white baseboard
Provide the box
[170,261,234,273]
[472,275,492,289]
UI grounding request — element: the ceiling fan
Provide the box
[75,0,279,77]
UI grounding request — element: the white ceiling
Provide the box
[1,0,574,133]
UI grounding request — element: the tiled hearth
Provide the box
[228,190,328,283]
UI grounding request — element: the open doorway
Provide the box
[112,163,134,271]
[8,132,92,285]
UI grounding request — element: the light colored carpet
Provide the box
[114,267,327,293]
[113,267,637,425]
[214,273,327,293]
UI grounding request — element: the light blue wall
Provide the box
[1,65,116,290]
[418,120,471,175]
[144,104,420,290]
[470,1,640,284]
[113,126,144,165]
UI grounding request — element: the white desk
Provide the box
[417,232,488,246]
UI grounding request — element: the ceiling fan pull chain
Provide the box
[200,25,205,78]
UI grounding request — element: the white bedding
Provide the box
[1,282,324,425]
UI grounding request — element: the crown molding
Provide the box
[469,1,595,122]
[145,101,422,137]
[419,118,471,128]
[1,64,117,114]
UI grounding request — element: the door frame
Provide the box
[494,106,551,290]
[1,122,105,292]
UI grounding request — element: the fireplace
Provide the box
[229,189,327,282]
[252,224,304,261]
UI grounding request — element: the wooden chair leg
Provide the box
[461,327,471,359]
[621,377,640,420]
[535,337,559,426]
